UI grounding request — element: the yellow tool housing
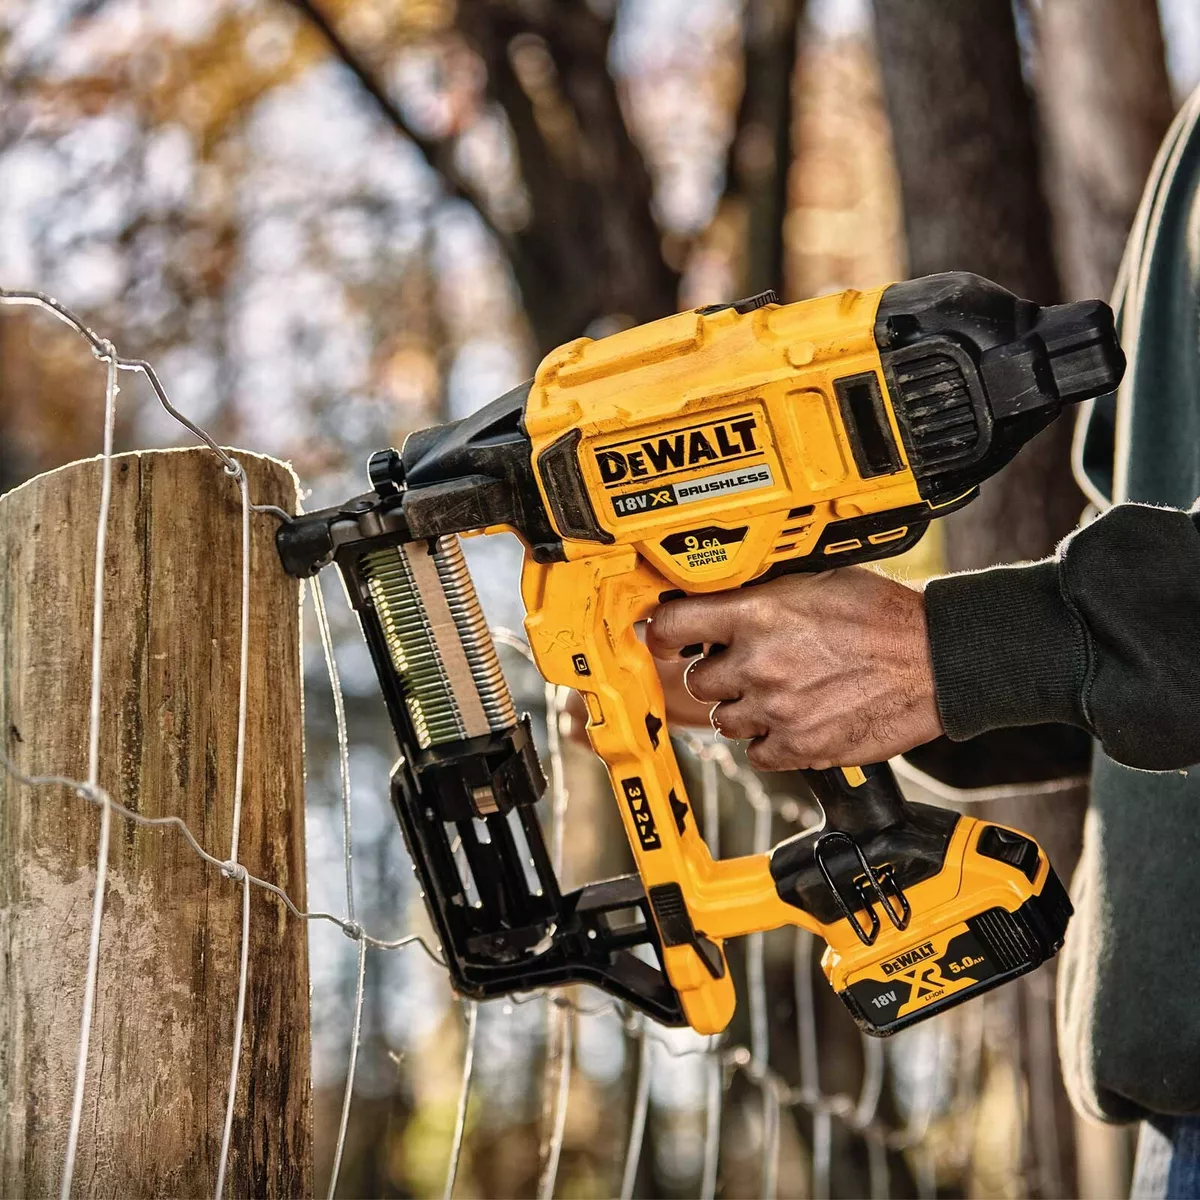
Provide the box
[280,273,1122,1036]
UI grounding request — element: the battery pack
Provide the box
[837,867,1073,1035]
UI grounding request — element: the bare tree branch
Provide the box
[456,1,678,349]
[285,0,680,352]
[282,0,511,249]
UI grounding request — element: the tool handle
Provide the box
[800,763,910,839]
[522,549,823,1031]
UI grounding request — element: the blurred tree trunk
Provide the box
[871,5,1089,1196]
[0,312,109,489]
[1036,0,1174,300]
[291,0,679,356]
[726,0,805,299]
[872,0,1076,572]
[455,3,678,352]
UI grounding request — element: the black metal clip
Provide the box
[814,832,910,946]
[861,862,911,934]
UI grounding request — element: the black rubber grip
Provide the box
[801,762,909,838]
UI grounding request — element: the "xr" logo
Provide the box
[896,963,953,1001]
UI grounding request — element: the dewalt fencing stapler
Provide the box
[278,272,1123,1036]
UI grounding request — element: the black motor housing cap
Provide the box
[875,272,1125,504]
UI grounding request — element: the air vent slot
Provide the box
[772,507,815,558]
[833,372,902,479]
[887,340,988,478]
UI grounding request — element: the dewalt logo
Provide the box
[880,941,937,977]
[595,413,761,488]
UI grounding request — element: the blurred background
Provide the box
[2,0,1197,1196]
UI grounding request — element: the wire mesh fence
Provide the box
[1,292,1068,1199]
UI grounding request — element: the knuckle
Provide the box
[742,652,778,689]
[748,740,780,772]
[684,661,715,701]
[715,703,744,736]
[739,651,766,683]
[729,698,759,734]
[716,714,742,740]
[775,730,809,770]
[649,604,681,645]
[745,593,772,628]
[702,656,747,702]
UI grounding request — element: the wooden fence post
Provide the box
[0,447,312,1196]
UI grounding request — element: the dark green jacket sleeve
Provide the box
[924,503,1200,771]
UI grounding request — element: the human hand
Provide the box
[561,634,718,748]
[645,568,943,771]
[647,655,714,728]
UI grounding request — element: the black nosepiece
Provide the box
[1034,299,1126,405]
[978,297,1126,421]
[874,272,1125,502]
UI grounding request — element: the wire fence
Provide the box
[0,291,1065,1199]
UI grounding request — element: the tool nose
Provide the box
[1033,298,1126,404]
[977,296,1126,422]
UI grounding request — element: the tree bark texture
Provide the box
[0,448,311,1196]
[1036,0,1174,301]
[727,0,805,300]
[872,0,1079,570]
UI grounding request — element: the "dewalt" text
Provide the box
[880,941,937,976]
[596,417,759,486]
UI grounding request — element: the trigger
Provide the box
[693,933,726,980]
[649,883,727,980]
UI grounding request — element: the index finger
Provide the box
[646,593,740,660]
